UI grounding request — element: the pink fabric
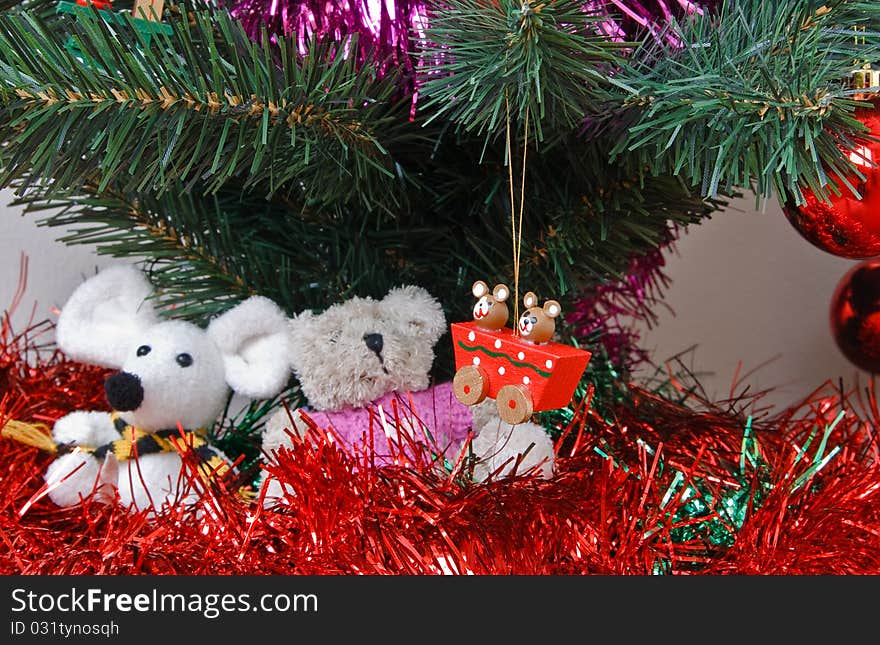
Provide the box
[300,382,474,462]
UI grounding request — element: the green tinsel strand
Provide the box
[595,412,847,573]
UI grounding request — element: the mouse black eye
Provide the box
[531,317,538,324]
[137,345,151,357]
[176,353,193,368]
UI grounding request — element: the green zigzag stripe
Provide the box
[456,340,552,378]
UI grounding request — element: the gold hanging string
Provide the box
[505,92,530,336]
[517,106,529,331]
[505,91,518,328]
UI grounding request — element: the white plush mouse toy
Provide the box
[43,265,291,513]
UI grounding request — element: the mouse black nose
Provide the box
[104,371,144,412]
[363,333,384,355]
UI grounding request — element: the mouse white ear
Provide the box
[522,291,538,309]
[207,296,292,399]
[543,300,562,319]
[472,280,489,298]
[492,284,510,303]
[55,265,158,369]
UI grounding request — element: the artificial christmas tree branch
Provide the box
[608,0,880,201]
[0,0,59,18]
[0,7,408,211]
[14,157,711,330]
[419,0,880,203]
[19,184,260,320]
[14,180,457,322]
[0,0,719,313]
[417,0,626,141]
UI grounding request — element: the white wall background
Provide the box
[0,188,869,411]
[0,188,111,330]
[634,194,867,410]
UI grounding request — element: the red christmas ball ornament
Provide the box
[830,258,880,372]
[783,98,880,259]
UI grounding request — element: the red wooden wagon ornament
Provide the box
[452,281,591,425]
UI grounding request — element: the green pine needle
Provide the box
[607,0,880,202]
[418,0,625,141]
[0,7,409,211]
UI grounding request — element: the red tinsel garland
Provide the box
[0,261,110,427]
[0,315,878,574]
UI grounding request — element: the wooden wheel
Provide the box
[453,365,489,405]
[496,384,533,425]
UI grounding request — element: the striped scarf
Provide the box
[58,413,231,482]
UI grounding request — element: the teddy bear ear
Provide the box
[383,285,447,343]
[55,265,158,369]
[492,284,510,303]
[543,300,562,319]
[285,310,319,375]
[523,291,538,309]
[206,296,292,399]
[471,280,489,298]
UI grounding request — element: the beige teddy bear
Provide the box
[261,286,555,499]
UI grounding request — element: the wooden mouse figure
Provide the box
[517,292,561,344]
[471,280,510,331]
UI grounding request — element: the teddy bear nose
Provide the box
[363,333,384,355]
[104,371,144,412]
